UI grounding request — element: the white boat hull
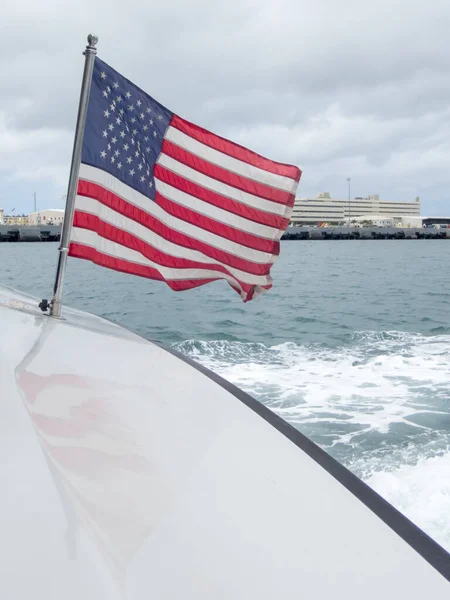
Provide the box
[1,285,449,598]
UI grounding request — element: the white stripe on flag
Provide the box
[165,126,298,193]
[74,195,272,286]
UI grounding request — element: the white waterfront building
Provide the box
[290,193,421,225]
[28,209,64,226]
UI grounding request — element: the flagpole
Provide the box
[46,34,98,318]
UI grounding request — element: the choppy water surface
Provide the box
[2,240,450,550]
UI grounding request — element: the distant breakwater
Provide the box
[0,225,61,242]
[0,224,448,243]
[281,226,449,240]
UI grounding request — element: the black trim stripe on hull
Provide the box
[164,343,450,583]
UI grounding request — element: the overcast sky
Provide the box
[1,0,450,215]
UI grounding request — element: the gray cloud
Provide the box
[1,0,450,212]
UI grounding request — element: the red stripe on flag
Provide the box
[69,242,269,300]
[154,164,290,230]
[77,180,274,276]
[73,210,271,293]
[162,139,295,205]
[171,115,302,181]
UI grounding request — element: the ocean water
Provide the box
[2,240,450,551]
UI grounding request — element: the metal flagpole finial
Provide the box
[88,33,98,48]
[86,34,99,50]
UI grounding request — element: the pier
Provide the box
[0,225,61,242]
[281,226,449,240]
[1,224,448,242]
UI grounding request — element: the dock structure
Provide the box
[0,225,61,242]
[281,226,449,240]
[0,224,448,242]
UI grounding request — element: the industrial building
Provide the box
[351,215,395,227]
[2,213,29,226]
[399,215,450,228]
[290,193,421,225]
[350,215,450,228]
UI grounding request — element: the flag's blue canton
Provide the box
[82,57,173,201]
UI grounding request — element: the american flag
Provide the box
[70,57,301,301]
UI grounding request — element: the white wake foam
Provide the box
[365,452,450,552]
[175,332,450,444]
[174,331,450,551]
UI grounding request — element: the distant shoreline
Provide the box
[281,226,448,241]
[0,224,447,242]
